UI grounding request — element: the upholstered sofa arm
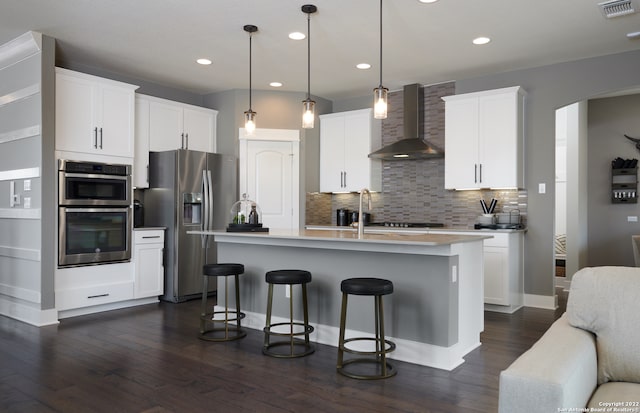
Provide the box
[498,314,598,413]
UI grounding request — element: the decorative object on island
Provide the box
[263,269,315,358]
[611,157,638,203]
[227,193,269,232]
[373,0,388,119]
[243,24,258,135]
[301,4,317,129]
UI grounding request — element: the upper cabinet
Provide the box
[55,68,138,158]
[319,108,382,192]
[140,94,217,153]
[134,96,150,188]
[443,86,526,190]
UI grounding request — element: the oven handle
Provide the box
[60,207,130,213]
[62,172,129,180]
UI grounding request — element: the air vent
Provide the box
[598,0,636,18]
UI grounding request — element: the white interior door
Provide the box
[240,129,300,231]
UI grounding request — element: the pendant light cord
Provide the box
[307,11,311,99]
[249,32,253,109]
[379,0,383,88]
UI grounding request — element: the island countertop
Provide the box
[189,228,491,256]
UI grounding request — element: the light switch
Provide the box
[538,183,546,194]
[452,265,458,283]
[628,216,638,222]
[23,179,31,191]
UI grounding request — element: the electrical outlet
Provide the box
[628,216,638,222]
[23,179,31,191]
[452,265,458,283]
[538,183,546,194]
[23,197,31,209]
[285,284,291,298]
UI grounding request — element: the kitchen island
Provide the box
[192,229,489,370]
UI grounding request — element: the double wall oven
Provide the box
[58,160,132,267]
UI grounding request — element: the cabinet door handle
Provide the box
[87,293,109,299]
[185,133,189,149]
[474,164,478,183]
[343,171,347,188]
[99,127,103,149]
[142,235,161,239]
[93,127,98,148]
[146,165,149,183]
[479,164,482,183]
[181,133,185,149]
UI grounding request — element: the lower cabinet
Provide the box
[133,229,165,299]
[435,230,524,312]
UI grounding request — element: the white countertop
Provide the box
[304,225,526,234]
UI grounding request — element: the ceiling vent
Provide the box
[598,0,636,18]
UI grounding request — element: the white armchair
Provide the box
[498,266,640,412]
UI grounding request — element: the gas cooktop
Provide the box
[368,222,445,228]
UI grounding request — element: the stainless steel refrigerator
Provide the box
[145,150,237,302]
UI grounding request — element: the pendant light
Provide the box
[301,4,317,129]
[373,0,388,119]
[244,24,258,135]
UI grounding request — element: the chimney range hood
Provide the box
[368,84,444,161]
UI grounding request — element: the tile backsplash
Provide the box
[306,82,528,228]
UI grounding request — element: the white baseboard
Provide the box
[215,306,478,371]
[57,297,159,319]
[523,293,557,310]
[0,295,59,326]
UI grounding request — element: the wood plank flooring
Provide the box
[0,291,567,413]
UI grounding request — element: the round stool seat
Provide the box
[203,263,244,277]
[341,277,393,296]
[266,269,312,285]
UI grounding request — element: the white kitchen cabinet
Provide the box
[432,229,524,313]
[134,96,150,188]
[55,262,134,312]
[443,86,525,190]
[319,108,381,192]
[141,94,217,153]
[55,68,138,158]
[133,229,165,299]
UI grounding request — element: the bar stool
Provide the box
[337,277,396,379]
[199,263,246,342]
[263,269,315,358]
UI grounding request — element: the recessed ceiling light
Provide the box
[270,82,283,87]
[196,58,212,65]
[356,63,371,70]
[472,37,491,45]
[418,0,439,3]
[289,32,306,40]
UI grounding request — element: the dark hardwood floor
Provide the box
[0,290,567,413]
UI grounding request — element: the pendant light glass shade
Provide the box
[244,25,258,135]
[302,99,315,129]
[373,86,388,119]
[301,5,317,129]
[244,109,256,135]
[373,0,388,119]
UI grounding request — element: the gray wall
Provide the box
[587,94,640,267]
[456,49,640,298]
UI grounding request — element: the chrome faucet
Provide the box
[357,188,372,238]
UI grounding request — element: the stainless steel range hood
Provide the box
[368,83,444,161]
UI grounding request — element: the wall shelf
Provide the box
[611,166,637,203]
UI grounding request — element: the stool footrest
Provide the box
[340,336,396,356]
[200,310,246,324]
[263,321,314,337]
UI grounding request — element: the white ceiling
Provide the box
[2,0,640,100]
